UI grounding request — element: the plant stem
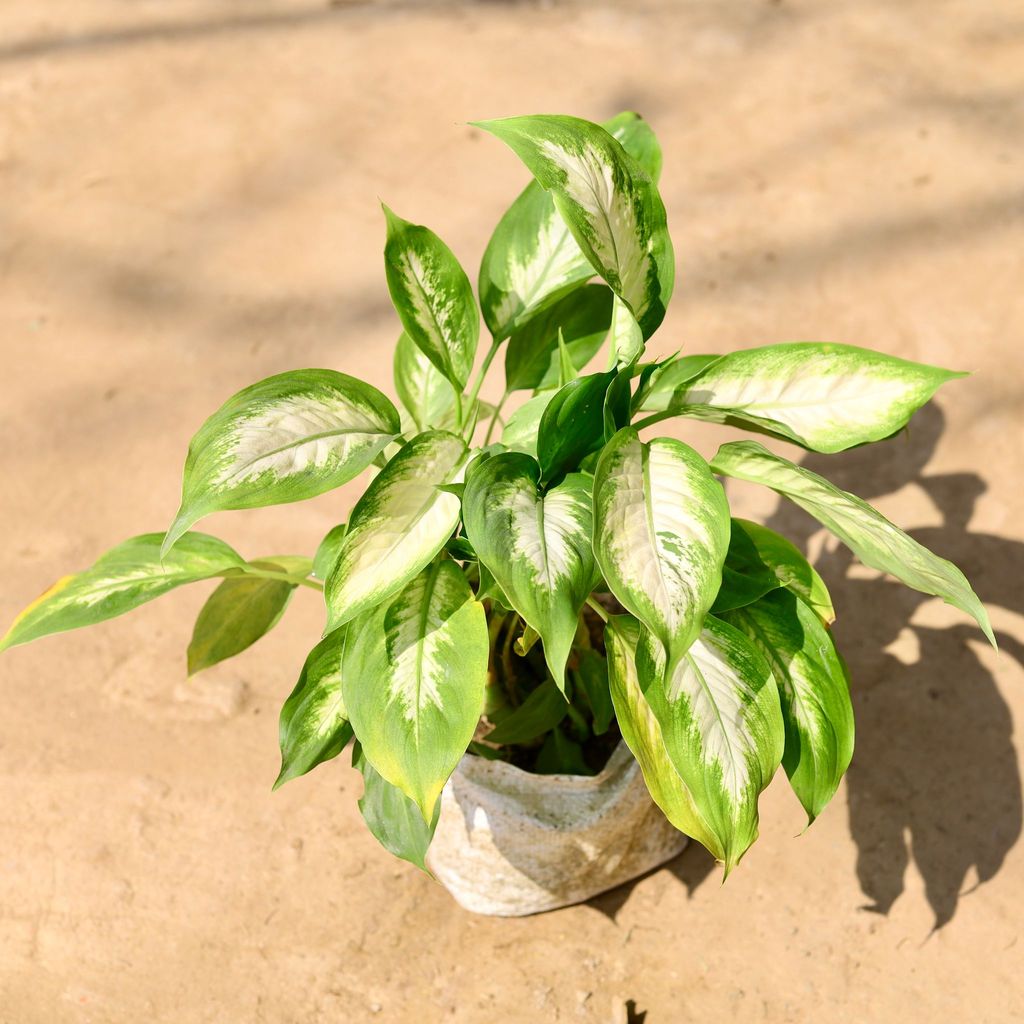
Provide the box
[585,597,610,623]
[239,566,324,591]
[483,391,508,446]
[463,336,503,439]
[630,410,676,433]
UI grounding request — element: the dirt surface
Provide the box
[1,2,1022,1021]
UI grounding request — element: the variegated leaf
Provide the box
[593,428,731,674]
[163,370,400,553]
[343,558,488,820]
[711,441,995,646]
[636,354,724,413]
[605,616,722,855]
[325,431,466,631]
[637,616,785,873]
[720,590,854,823]
[474,114,675,339]
[478,112,663,340]
[462,452,596,689]
[274,629,353,788]
[383,206,479,390]
[668,343,966,453]
[0,533,246,652]
[393,330,455,431]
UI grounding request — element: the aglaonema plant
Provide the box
[1,113,994,876]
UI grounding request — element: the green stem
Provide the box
[585,597,610,623]
[463,336,503,439]
[483,391,509,446]
[239,566,324,591]
[630,410,676,433]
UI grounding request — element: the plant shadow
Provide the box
[762,403,1023,929]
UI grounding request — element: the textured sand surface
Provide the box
[1,2,1022,1021]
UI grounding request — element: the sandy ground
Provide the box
[1,1,1022,1021]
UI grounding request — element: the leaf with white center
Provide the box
[325,431,466,631]
[343,558,488,820]
[187,561,298,675]
[393,330,455,431]
[504,284,613,392]
[274,630,353,788]
[0,533,246,652]
[474,114,675,339]
[383,206,479,390]
[593,428,731,674]
[636,616,785,873]
[353,742,439,871]
[501,392,555,456]
[712,441,995,646]
[463,453,596,689]
[478,113,662,340]
[720,589,854,823]
[667,343,966,453]
[605,616,722,854]
[162,370,400,553]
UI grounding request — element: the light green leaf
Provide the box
[187,561,297,675]
[474,114,675,339]
[711,441,994,645]
[1,533,246,652]
[636,353,723,413]
[163,370,400,553]
[720,590,854,823]
[274,630,353,788]
[593,428,731,674]
[485,679,568,745]
[312,524,347,581]
[462,453,596,688]
[343,558,488,820]
[501,392,555,456]
[353,742,439,871]
[601,111,663,182]
[325,430,466,631]
[393,331,455,432]
[637,616,785,873]
[504,284,613,392]
[667,343,966,453]
[608,294,644,367]
[382,205,479,390]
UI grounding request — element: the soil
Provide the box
[1,2,1023,1022]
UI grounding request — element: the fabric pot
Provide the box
[425,741,688,916]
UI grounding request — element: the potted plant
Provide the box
[1,113,992,916]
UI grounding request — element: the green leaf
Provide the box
[534,728,591,775]
[593,428,731,675]
[187,562,296,675]
[312,523,347,581]
[501,392,555,456]
[574,649,614,735]
[343,558,488,820]
[462,453,596,689]
[636,354,723,413]
[0,533,246,652]
[353,742,439,872]
[504,284,613,392]
[382,205,479,390]
[711,441,995,646]
[477,113,661,340]
[485,679,568,745]
[536,370,616,484]
[719,590,854,823]
[393,330,456,431]
[474,114,675,339]
[603,363,634,441]
[163,370,400,553]
[325,430,466,631]
[636,615,785,873]
[274,630,354,788]
[608,294,644,367]
[664,343,967,453]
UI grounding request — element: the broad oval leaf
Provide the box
[593,428,731,673]
[163,370,400,553]
[536,370,617,484]
[711,441,995,646]
[478,112,662,340]
[383,205,479,390]
[325,430,466,631]
[353,741,440,871]
[274,630,354,788]
[474,114,675,339]
[504,284,613,392]
[0,533,246,652]
[637,616,785,873]
[187,560,297,676]
[669,343,967,453]
[719,589,854,823]
[343,558,488,820]
[393,330,455,431]
[462,452,596,688]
